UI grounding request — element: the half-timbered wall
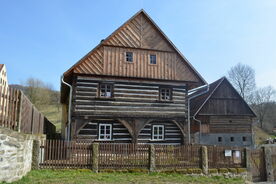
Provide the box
[72,76,187,119]
[137,121,183,144]
[77,120,132,143]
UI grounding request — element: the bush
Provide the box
[187,168,202,174]
[160,169,176,174]
[100,169,116,173]
[218,168,229,173]
[128,169,148,173]
[175,169,188,174]
[208,168,218,174]
[237,168,247,174]
[228,168,237,174]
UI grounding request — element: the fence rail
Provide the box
[39,140,246,170]
[0,86,55,136]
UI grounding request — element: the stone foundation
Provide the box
[0,127,45,183]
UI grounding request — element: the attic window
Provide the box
[126,52,133,62]
[150,54,157,64]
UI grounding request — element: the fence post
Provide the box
[245,148,253,181]
[17,91,23,132]
[92,143,99,173]
[264,146,274,182]
[149,144,156,172]
[32,139,40,170]
[201,146,208,175]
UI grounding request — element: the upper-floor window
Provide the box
[98,123,112,140]
[99,83,113,98]
[150,54,156,64]
[126,52,133,62]
[152,125,164,140]
[160,88,172,101]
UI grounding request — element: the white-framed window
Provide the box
[149,54,156,64]
[98,123,112,140]
[126,52,133,62]
[152,125,164,140]
[99,83,113,98]
[160,88,172,101]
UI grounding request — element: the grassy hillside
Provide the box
[253,126,273,145]
[40,105,62,133]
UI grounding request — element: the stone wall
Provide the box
[0,127,45,183]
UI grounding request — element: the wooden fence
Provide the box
[0,86,55,135]
[39,140,246,170]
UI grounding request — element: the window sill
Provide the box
[95,97,115,101]
[157,100,174,103]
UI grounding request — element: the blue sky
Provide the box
[1,0,276,90]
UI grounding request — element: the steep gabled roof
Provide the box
[189,77,256,117]
[63,9,206,84]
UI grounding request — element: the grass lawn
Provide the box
[6,170,245,184]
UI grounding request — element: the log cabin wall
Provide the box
[137,121,183,145]
[72,75,187,119]
[77,120,132,143]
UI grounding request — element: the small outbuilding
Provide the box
[189,77,256,147]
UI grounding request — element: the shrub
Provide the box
[160,169,175,174]
[208,168,218,174]
[228,168,237,174]
[237,168,247,174]
[77,169,92,172]
[218,168,229,173]
[100,169,116,173]
[175,169,188,174]
[187,168,202,174]
[128,169,148,173]
[117,169,129,173]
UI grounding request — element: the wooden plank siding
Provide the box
[137,121,183,144]
[209,116,252,133]
[72,76,187,118]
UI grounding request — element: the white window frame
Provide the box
[152,125,164,141]
[99,83,113,98]
[160,88,172,101]
[98,123,112,140]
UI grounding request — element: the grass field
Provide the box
[40,105,61,132]
[5,170,245,184]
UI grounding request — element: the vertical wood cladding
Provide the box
[103,46,198,81]
[199,80,254,116]
[77,121,132,143]
[72,76,187,118]
[137,121,183,145]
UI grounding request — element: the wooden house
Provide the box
[60,9,206,144]
[189,77,256,147]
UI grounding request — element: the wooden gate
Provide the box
[250,148,266,182]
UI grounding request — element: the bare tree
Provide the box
[227,63,256,101]
[251,86,276,128]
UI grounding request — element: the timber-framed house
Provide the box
[60,9,206,144]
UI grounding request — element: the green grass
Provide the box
[39,105,61,132]
[5,170,245,184]
[253,126,273,145]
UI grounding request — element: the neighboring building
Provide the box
[189,77,256,147]
[60,9,206,144]
[0,64,9,118]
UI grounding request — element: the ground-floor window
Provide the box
[98,123,112,140]
[152,125,164,140]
